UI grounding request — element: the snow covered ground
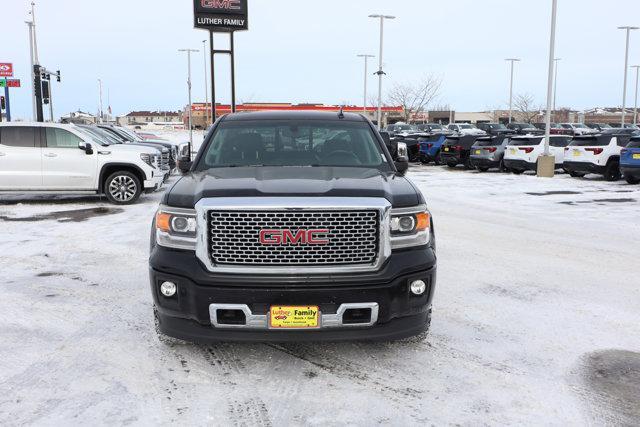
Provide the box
[1,157,639,425]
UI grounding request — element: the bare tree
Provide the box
[387,75,442,122]
[512,94,542,123]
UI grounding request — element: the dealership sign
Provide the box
[194,0,248,31]
[0,79,20,88]
[0,63,13,77]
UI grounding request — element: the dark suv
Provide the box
[149,111,437,343]
[476,123,515,135]
[440,135,480,169]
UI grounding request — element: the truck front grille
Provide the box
[208,210,380,266]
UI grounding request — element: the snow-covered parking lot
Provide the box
[1,165,639,425]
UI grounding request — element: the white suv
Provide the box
[447,123,487,136]
[503,135,573,174]
[0,122,165,204]
[563,134,631,181]
[559,123,598,136]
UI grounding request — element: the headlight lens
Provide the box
[155,206,197,250]
[389,206,431,249]
[140,153,153,167]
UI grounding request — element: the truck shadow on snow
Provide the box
[571,349,640,425]
[0,207,123,222]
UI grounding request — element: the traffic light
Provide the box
[56,70,61,82]
[42,81,50,104]
[1,96,5,110]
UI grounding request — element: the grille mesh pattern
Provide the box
[208,210,380,266]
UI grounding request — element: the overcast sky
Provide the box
[3,0,640,120]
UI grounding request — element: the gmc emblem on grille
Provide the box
[259,229,330,245]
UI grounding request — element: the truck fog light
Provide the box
[410,280,426,295]
[160,281,177,297]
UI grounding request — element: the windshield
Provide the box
[118,127,144,141]
[78,126,120,145]
[196,120,390,170]
[459,124,474,129]
[395,125,416,131]
[510,137,543,146]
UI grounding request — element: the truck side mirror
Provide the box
[178,158,192,174]
[78,141,93,155]
[394,142,409,176]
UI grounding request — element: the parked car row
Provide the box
[415,130,640,184]
[0,122,189,204]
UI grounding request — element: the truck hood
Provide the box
[164,167,422,209]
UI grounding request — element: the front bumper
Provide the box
[144,172,164,191]
[150,245,437,342]
[563,161,605,174]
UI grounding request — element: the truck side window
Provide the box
[45,128,84,148]
[0,126,37,147]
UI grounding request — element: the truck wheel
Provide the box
[569,171,586,178]
[434,151,443,165]
[625,175,640,184]
[446,162,457,168]
[477,167,489,172]
[512,169,524,175]
[154,306,188,346]
[604,160,621,182]
[104,171,142,205]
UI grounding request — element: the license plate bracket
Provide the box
[270,306,320,329]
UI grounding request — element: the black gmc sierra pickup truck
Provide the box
[149,111,437,342]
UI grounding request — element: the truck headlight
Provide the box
[140,153,155,168]
[155,206,197,250]
[389,206,431,250]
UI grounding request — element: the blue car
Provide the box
[419,134,447,165]
[620,137,640,184]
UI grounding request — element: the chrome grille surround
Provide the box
[195,197,392,274]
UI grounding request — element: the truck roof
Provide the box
[221,110,368,122]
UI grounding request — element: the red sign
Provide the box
[0,79,21,88]
[0,63,13,77]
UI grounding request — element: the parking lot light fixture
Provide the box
[357,54,375,115]
[632,65,640,125]
[369,14,396,130]
[178,48,199,155]
[505,58,520,124]
[618,26,639,126]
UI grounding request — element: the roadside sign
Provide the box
[0,63,13,77]
[0,79,21,88]
[194,0,249,31]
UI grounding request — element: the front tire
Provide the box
[569,171,586,178]
[104,171,142,205]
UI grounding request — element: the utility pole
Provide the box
[369,14,395,130]
[538,0,558,178]
[98,79,104,123]
[618,26,638,126]
[553,58,561,118]
[26,19,36,120]
[357,54,375,116]
[202,39,209,126]
[632,65,640,126]
[505,58,520,124]
[179,48,199,157]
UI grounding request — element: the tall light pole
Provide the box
[618,26,638,127]
[553,58,561,118]
[357,54,375,116]
[369,14,395,130]
[632,65,640,126]
[179,48,199,155]
[538,0,559,179]
[98,79,103,124]
[202,39,209,126]
[505,58,520,124]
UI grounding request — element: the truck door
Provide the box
[0,126,43,189]
[42,127,97,190]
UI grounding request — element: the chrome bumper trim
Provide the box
[209,303,379,330]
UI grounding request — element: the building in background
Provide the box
[184,103,405,129]
[60,110,98,124]
[118,110,182,127]
[583,107,636,125]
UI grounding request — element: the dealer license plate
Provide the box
[475,150,481,155]
[573,151,581,157]
[633,154,640,159]
[510,148,517,154]
[270,306,319,329]
[444,147,449,152]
